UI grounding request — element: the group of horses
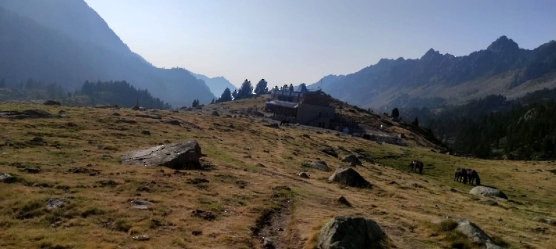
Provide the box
[454,168,481,185]
[408,161,481,186]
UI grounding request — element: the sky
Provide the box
[85,0,556,88]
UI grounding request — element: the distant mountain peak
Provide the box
[487,36,519,53]
[420,48,445,62]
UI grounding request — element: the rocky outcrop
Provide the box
[438,217,504,249]
[469,186,508,199]
[121,140,202,169]
[328,167,371,188]
[365,134,407,147]
[341,155,362,166]
[318,216,389,249]
[302,161,331,171]
[321,147,338,157]
[0,109,54,119]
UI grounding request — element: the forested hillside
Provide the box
[404,88,556,160]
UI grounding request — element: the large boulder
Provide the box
[341,155,362,166]
[302,161,331,172]
[328,167,371,188]
[439,217,503,249]
[318,216,389,249]
[469,186,508,199]
[121,140,202,169]
[321,147,338,157]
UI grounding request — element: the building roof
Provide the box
[266,100,299,108]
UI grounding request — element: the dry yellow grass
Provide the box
[0,99,555,249]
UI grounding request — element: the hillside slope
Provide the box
[0,97,554,248]
[309,36,556,111]
[0,1,215,107]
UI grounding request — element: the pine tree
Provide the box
[298,83,308,93]
[289,84,294,92]
[391,108,400,118]
[236,79,253,99]
[254,79,268,94]
[412,117,419,127]
[219,88,233,102]
[210,99,215,104]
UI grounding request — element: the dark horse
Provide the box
[466,169,481,185]
[454,168,468,184]
[280,120,290,126]
[409,160,424,174]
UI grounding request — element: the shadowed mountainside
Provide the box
[0,1,215,107]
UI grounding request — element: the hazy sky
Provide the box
[85,0,555,88]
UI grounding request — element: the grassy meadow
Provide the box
[0,98,555,249]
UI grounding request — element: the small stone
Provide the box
[132,235,150,241]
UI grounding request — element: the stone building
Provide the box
[265,89,336,128]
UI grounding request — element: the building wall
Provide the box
[296,103,335,127]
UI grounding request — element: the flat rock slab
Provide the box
[121,140,202,169]
[46,198,70,210]
[469,186,508,199]
[0,109,54,119]
[318,216,388,249]
[329,167,372,188]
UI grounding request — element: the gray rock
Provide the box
[337,196,352,207]
[136,114,161,120]
[264,123,280,128]
[166,119,181,126]
[121,140,202,169]
[263,237,274,248]
[302,161,331,171]
[321,147,338,157]
[449,217,503,249]
[342,155,362,166]
[533,216,556,226]
[131,199,153,210]
[0,172,16,183]
[211,111,220,116]
[43,100,61,106]
[469,186,508,199]
[46,198,70,210]
[328,167,372,188]
[318,216,387,249]
[298,172,310,179]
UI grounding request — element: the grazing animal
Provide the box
[454,168,468,184]
[409,160,424,174]
[280,120,290,126]
[466,169,481,185]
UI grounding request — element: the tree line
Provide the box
[81,80,171,109]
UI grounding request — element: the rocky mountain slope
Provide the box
[0,1,215,107]
[191,73,236,98]
[309,36,556,111]
[0,96,554,248]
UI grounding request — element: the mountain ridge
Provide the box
[308,36,556,111]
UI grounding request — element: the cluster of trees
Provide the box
[214,79,269,103]
[191,99,201,107]
[81,80,171,109]
[404,89,556,160]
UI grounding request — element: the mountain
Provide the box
[308,36,556,111]
[0,1,215,107]
[191,73,236,98]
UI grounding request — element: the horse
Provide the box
[409,160,424,174]
[466,169,481,185]
[454,168,468,184]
